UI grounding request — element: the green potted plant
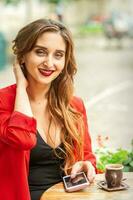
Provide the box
[96,148,128,173]
[123,139,133,172]
[95,135,133,173]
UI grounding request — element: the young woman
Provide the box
[0,19,96,200]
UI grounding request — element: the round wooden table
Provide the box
[40,172,133,200]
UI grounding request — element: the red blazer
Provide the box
[0,84,96,200]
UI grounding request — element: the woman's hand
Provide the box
[70,161,96,183]
[13,59,33,117]
[13,59,28,88]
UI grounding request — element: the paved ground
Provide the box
[0,37,133,150]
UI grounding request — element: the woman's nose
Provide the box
[44,55,54,68]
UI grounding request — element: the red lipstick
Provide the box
[39,69,54,77]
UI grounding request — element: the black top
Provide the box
[28,132,65,200]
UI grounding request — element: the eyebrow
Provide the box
[34,45,66,53]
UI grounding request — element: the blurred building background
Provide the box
[0,0,133,151]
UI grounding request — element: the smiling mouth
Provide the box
[38,69,54,77]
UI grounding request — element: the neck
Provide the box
[27,82,50,103]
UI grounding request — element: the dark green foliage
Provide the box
[39,0,70,4]
[3,0,19,4]
[96,148,128,172]
[96,139,133,173]
[123,139,133,172]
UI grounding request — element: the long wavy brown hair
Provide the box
[12,19,84,174]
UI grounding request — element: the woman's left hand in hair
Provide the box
[70,161,96,183]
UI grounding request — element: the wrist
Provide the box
[16,85,27,92]
[16,79,28,89]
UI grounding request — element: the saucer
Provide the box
[97,180,129,192]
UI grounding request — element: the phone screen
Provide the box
[65,173,87,187]
[63,172,89,192]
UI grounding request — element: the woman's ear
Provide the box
[20,55,26,65]
[21,58,25,64]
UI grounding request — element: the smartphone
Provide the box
[63,172,90,192]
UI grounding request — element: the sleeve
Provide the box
[0,96,37,150]
[81,100,97,172]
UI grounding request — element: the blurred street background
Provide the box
[0,0,133,151]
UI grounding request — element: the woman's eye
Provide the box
[55,53,63,59]
[35,50,47,56]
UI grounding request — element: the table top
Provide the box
[40,172,133,200]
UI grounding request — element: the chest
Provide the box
[31,103,61,148]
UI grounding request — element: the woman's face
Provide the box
[23,31,66,86]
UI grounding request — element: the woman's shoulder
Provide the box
[70,96,85,113]
[0,84,16,110]
[0,84,16,97]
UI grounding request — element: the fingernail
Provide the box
[71,174,76,179]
